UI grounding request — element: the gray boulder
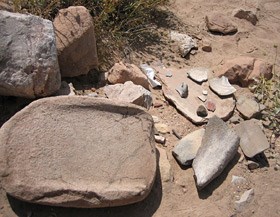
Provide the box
[0,10,61,98]
[192,116,240,189]
[0,96,156,208]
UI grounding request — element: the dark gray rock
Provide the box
[233,8,258,25]
[197,105,208,117]
[235,119,269,158]
[0,10,61,98]
[192,116,240,189]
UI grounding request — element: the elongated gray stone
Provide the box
[172,129,205,166]
[0,96,156,208]
[235,119,269,158]
[192,116,240,189]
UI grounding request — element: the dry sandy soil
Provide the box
[1,0,280,216]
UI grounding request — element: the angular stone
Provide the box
[154,135,166,145]
[236,95,260,119]
[172,129,205,166]
[176,82,188,98]
[216,57,272,87]
[108,62,149,90]
[235,119,269,158]
[157,147,173,182]
[139,64,161,88]
[0,10,61,98]
[170,31,197,57]
[156,67,235,124]
[231,175,247,185]
[155,123,170,134]
[197,105,208,117]
[0,96,156,208]
[233,8,258,25]
[53,6,98,77]
[235,189,254,212]
[187,67,209,83]
[104,81,152,109]
[206,13,238,34]
[209,76,236,96]
[192,116,240,189]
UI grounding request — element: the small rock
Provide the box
[176,83,188,98]
[157,147,173,182]
[172,129,205,166]
[140,64,161,88]
[166,71,173,77]
[236,96,260,119]
[198,95,207,102]
[193,116,240,189]
[155,135,166,145]
[202,40,212,52]
[206,13,238,34]
[235,189,254,212]
[235,119,269,158]
[55,81,76,96]
[197,105,208,117]
[247,160,259,170]
[187,67,209,83]
[155,123,170,134]
[108,62,149,90]
[231,175,247,185]
[205,100,216,112]
[104,81,153,109]
[170,31,197,57]
[209,76,236,96]
[202,90,208,95]
[233,8,258,25]
[152,115,160,123]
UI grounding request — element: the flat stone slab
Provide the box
[235,119,269,158]
[192,116,240,189]
[172,128,205,166]
[0,96,156,208]
[156,67,235,124]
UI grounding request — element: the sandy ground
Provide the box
[1,0,280,216]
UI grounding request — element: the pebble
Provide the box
[205,100,216,112]
[247,160,259,170]
[231,175,247,185]
[166,71,173,77]
[197,105,208,117]
[176,82,188,98]
[198,95,207,102]
[155,135,166,145]
[202,90,208,95]
[155,123,170,134]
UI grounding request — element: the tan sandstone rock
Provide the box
[53,6,98,77]
[108,62,149,90]
[206,13,238,34]
[0,96,156,208]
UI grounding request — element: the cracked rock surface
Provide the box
[0,96,156,208]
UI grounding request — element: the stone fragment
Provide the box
[202,90,208,95]
[193,116,240,189]
[140,64,161,88]
[170,31,197,57]
[55,81,75,96]
[206,13,238,34]
[155,123,170,134]
[152,115,160,123]
[236,95,260,119]
[198,95,207,102]
[157,67,236,124]
[172,129,205,166]
[216,57,272,87]
[202,39,212,52]
[108,62,149,90]
[187,67,209,83]
[53,6,98,77]
[155,135,166,145]
[197,105,208,117]
[176,83,188,98]
[157,147,173,182]
[166,71,173,77]
[104,81,152,109]
[0,96,156,208]
[233,8,258,25]
[235,189,254,212]
[205,100,216,112]
[235,119,269,158]
[247,160,259,170]
[231,175,247,185]
[0,10,61,98]
[209,76,236,96]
